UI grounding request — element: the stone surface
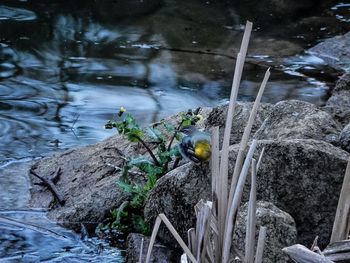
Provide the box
[339,123,350,152]
[144,162,211,247]
[326,73,350,110]
[234,201,297,263]
[205,102,273,146]
[29,134,139,232]
[144,139,349,248]
[254,139,349,248]
[254,100,341,143]
[126,233,176,263]
[324,73,350,126]
[309,31,350,71]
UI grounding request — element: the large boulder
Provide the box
[309,31,350,72]
[254,100,341,143]
[143,162,211,247]
[144,139,349,248]
[234,201,297,263]
[205,102,273,146]
[29,134,139,232]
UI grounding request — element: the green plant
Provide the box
[103,107,202,236]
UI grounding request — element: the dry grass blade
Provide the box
[254,226,267,263]
[331,157,350,243]
[145,214,197,263]
[188,228,197,258]
[245,158,257,263]
[145,216,162,263]
[139,237,144,263]
[222,140,258,263]
[195,204,212,261]
[218,51,242,247]
[282,244,334,263]
[211,126,220,216]
[227,68,270,215]
[218,21,253,236]
[256,147,265,171]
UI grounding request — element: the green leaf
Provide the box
[163,122,175,133]
[132,214,151,235]
[146,127,164,141]
[182,118,192,127]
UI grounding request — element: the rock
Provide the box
[144,162,211,247]
[144,139,349,248]
[234,201,297,263]
[254,139,349,248]
[326,73,350,110]
[339,123,350,152]
[29,134,139,232]
[324,73,350,126]
[308,31,350,71]
[254,100,341,144]
[205,102,273,146]
[126,233,176,263]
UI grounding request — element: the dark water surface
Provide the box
[0,0,349,261]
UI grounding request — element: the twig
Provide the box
[29,169,65,206]
[52,167,61,184]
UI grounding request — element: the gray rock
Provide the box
[339,123,350,152]
[29,134,139,232]
[254,139,349,248]
[254,100,341,144]
[144,139,349,249]
[205,102,273,146]
[324,73,350,126]
[309,31,350,71]
[144,162,211,248]
[234,201,297,263]
[326,73,350,110]
[126,233,176,263]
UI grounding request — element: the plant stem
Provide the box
[172,157,181,170]
[167,120,184,151]
[132,134,161,167]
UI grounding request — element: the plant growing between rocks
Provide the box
[102,107,204,236]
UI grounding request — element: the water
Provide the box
[0,0,349,261]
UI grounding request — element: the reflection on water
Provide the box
[0,0,347,161]
[0,0,349,261]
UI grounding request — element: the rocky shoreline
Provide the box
[28,32,350,262]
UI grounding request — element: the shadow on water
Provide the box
[0,0,349,261]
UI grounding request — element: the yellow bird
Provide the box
[178,126,211,163]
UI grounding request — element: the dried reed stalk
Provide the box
[145,214,197,263]
[331,157,350,243]
[226,68,270,216]
[222,140,258,263]
[245,158,257,263]
[218,21,253,253]
[254,226,266,263]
